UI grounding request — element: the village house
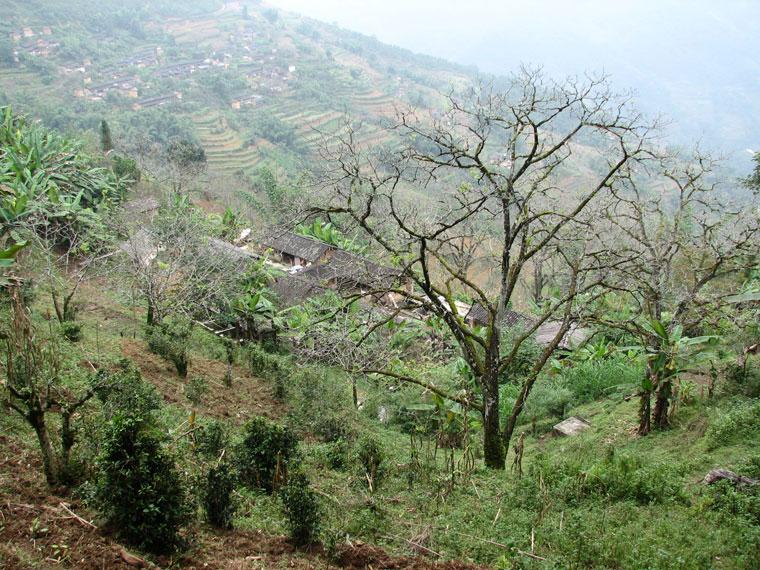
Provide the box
[257,230,332,267]
[132,92,181,111]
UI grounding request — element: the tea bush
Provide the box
[97,414,190,554]
[355,434,385,491]
[146,319,192,377]
[236,416,298,493]
[705,399,760,449]
[203,462,237,529]
[279,470,322,546]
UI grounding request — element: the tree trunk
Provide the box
[481,370,504,470]
[29,411,61,487]
[638,390,651,436]
[146,300,155,326]
[652,376,672,429]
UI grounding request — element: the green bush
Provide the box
[94,360,161,420]
[246,344,289,399]
[203,462,237,529]
[559,355,642,404]
[97,414,190,554]
[146,319,192,377]
[196,419,229,459]
[355,434,385,491]
[287,367,356,442]
[705,400,760,450]
[531,448,686,506]
[60,321,83,342]
[236,416,298,493]
[279,471,321,547]
[725,362,760,398]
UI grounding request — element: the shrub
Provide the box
[60,321,83,342]
[94,360,161,420]
[97,414,190,554]
[246,344,288,399]
[725,362,760,397]
[196,419,229,459]
[236,416,298,493]
[203,462,237,529]
[705,400,760,450]
[287,367,356,442]
[146,319,192,377]
[279,471,321,547]
[559,355,642,404]
[355,434,385,491]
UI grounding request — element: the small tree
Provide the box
[146,318,193,377]
[2,287,109,486]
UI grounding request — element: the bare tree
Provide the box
[600,152,760,434]
[119,199,243,327]
[310,68,656,469]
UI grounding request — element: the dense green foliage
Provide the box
[236,416,299,493]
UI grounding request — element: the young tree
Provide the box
[311,69,656,468]
[2,287,111,486]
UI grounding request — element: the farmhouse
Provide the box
[258,230,332,267]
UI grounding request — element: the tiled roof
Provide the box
[465,303,534,328]
[260,231,331,263]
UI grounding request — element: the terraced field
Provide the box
[193,110,267,174]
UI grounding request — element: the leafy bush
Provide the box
[246,344,289,399]
[559,354,642,404]
[725,362,760,397]
[203,462,237,529]
[146,319,192,377]
[60,321,83,342]
[196,419,229,459]
[279,471,321,547]
[355,434,385,491]
[705,400,760,449]
[97,414,190,554]
[706,480,760,525]
[530,448,686,506]
[287,367,356,442]
[236,416,298,493]
[94,360,161,420]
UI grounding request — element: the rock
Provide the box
[552,416,591,437]
[119,548,148,568]
[703,468,759,486]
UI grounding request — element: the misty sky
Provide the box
[270,0,760,167]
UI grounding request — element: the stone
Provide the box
[552,416,591,437]
[703,468,759,486]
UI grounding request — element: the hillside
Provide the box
[0,0,473,181]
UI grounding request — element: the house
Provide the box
[207,237,258,267]
[132,92,181,111]
[258,231,332,267]
[22,27,34,38]
[230,93,262,110]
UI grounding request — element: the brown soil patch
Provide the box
[0,434,133,569]
[121,339,285,424]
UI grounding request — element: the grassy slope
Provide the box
[1,271,758,568]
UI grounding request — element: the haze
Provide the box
[271,0,760,168]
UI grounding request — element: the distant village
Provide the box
[7,9,298,112]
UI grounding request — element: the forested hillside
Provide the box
[1,2,760,569]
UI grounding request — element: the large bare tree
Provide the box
[311,68,656,468]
